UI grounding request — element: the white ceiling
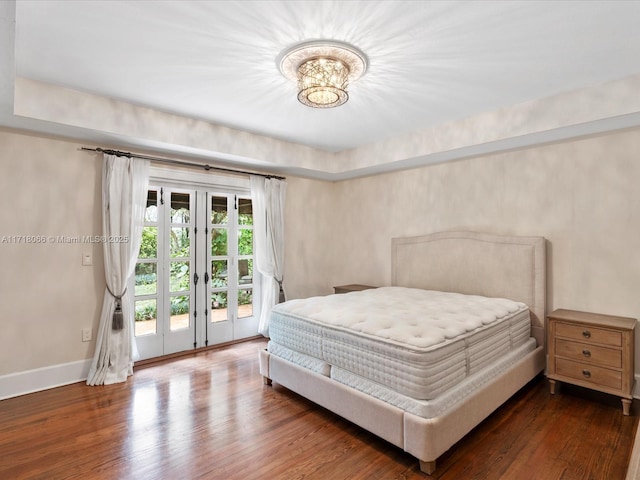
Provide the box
[3,0,640,178]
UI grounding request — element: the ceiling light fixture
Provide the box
[277,40,368,109]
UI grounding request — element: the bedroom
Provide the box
[1,0,640,477]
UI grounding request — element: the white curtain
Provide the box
[87,154,149,385]
[251,175,287,337]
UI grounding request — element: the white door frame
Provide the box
[133,166,259,360]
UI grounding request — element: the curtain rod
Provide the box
[81,147,286,180]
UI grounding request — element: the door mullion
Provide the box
[193,190,198,349]
[194,190,209,349]
[161,187,170,341]
[229,195,238,325]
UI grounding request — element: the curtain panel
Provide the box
[250,176,287,336]
[87,154,149,385]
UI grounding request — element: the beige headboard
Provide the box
[391,231,546,347]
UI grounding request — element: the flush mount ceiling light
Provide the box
[277,40,368,109]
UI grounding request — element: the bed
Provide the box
[259,231,546,475]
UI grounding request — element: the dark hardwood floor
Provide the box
[0,339,636,479]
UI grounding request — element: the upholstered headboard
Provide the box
[391,231,546,347]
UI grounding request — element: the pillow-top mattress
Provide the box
[268,287,531,400]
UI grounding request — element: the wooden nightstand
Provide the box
[547,309,636,415]
[333,284,376,294]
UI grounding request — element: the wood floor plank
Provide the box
[0,339,636,479]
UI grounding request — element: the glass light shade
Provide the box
[297,57,350,108]
[277,40,368,109]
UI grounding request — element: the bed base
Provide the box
[260,346,545,475]
[260,230,546,475]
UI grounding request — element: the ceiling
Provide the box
[2,0,640,179]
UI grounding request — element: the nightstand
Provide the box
[333,284,376,294]
[547,309,636,415]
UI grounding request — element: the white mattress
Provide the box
[265,338,537,419]
[331,338,537,419]
[268,287,531,400]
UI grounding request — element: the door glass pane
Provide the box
[170,295,190,331]
[135,299,157,336]
[238,198,253,225]
[170,261,190,292]
[171,192,190,223]
[135,263,157,296]
[211,292,228,322]
[170,227,190,258]
[238,228,253,255]
[238,259,253,285]
[238,289,253,319]
[211,196,228,224]
[211,228,227,255]
[211,260,228,288]
[140,227,157,258]
[145,191,158,222]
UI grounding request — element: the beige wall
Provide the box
[284,128,640,370]
[283,176,339,300]
[2,126,640,380]
[0,129,104,375]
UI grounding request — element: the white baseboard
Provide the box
[0,358,93,401]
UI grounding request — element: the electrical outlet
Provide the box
[82,328,92,342]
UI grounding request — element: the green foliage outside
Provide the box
[134,209,253,322]
[238,228,253,255]
[138,227,157,260]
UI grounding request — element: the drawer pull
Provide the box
[582,349,591,357]
[582,330,591,338]
[582,370,591,378]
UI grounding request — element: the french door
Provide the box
[132,184,259,360]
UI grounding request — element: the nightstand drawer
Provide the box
[555,358,622,390]
[555,339,622,368]
[555,322,621,347]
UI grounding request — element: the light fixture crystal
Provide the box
[277,40,368,109]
